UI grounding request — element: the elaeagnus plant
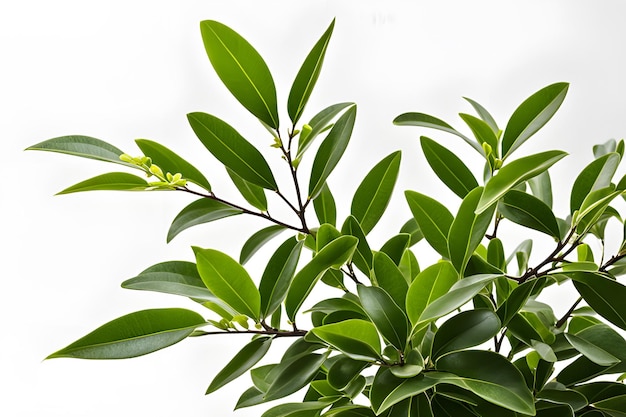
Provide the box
[28,18,626,417]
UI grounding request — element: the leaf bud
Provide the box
[119,153,134,163]
[494,159,502,169]
[149,164,165,179]
[300,124,313,142]
[482,142,493,156]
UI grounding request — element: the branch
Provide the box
[555,296,583,329]
[194,328,308,338]
[516,228,579,284]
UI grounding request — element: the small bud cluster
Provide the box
[120,153,187,189]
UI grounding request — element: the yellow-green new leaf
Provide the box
[311,319,381,361]
[56,172,149,194]
[168,198,242,243]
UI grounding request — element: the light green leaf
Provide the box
[420,136,479,198]
[308,105,357,199]
[314,184,337,226]
[463,97,499,136]
[476,150,567,214]
[528,171,553,209]
[311,319,381,361]
[565,332,620,366]
[240,225,286,264]
[341,216,373,276]
[167,198,242,242]
[573,186,622,235]
[389,348,424,379]
[351,151,401,234]
[370,368,438,414]
[399,249,420,283]
[593,139,618,158]
[288,19,335,125]
[501,82,569,158]
[317,223,342,252]
[295,102,354,163]
[405,190,454,257]
[193,247,260,321]
[570,153,620,214]
[47,308,206,359]
[226,167,267,211]
[357,285,408,350]
[135,139,211,191]
[187,112,277,190]
[200,20,279,128]
[571,272,626,330]
[431,310,501,359]
[459,114,499,157]
[406,261,458,327]
[56,172,148,194]
[399,218,424,247]
[498,190,561,239]
[206,336,273,393]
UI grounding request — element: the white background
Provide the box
[3,1,626,416]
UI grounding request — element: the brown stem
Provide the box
[195,328,307,338]
[555,296,583,329]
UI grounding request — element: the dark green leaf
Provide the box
[570,153,620,214]
[167,198,242,242]
[262,401,330,417]
[187,112,277,189]
[593,394,626,416]
[314,184,337,226]
[47,308,206,359]
[379,234,411,266]
[459,114,499,158]
[564,333,620,366]
[357,285,408,350]
[370,368,438,414]
[374,252,409,308]
[405,190,454,257]
[431,310,501,359]
[235,386,265,409]
[317,223,342,252]
[327,356,369,390]
[389,348,424,379]
[295,102,354,163]
[496,277,546,326]
[240,225,286,264]
[56,172,148,194]
[406,261,458,327]
[288,19,335,125]
[399,218,424,247]
[498,190,561,238]
[463,97,499,136]
[341,216,373,276]
[26,135,135,167]
[571,272,626,330]
[351,151,401,234]
[226,167,267,211]
[574,382,626,404]
[487,238,506,271]
[264,351,329,401]
[311,319,381,361]
[501,82,569,158]
[200,20,279,128]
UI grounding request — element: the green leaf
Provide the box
[389,348,424,379]
[536,389,587,412]
[206,336,273,393]
[285,236,358,320]
[406,261,458,327]
[399,218,424,247]
[135,139,211,191]
[496,277,546,326]
[47,308,206,359]
[564,333,620,366]
[200,20,279,128]
[295,102,354,163]
[308,105,357,199]
[327,356,369,390]
[379,234,411,266]
[56,172,148,194]
[341,216,373,276]
[311,319,381,361]
[373,252,409,309]
[167,198,242,242]
[434,350,535,415]
[431,310,501,359]
[571,272,626,330]
[314,184,337,226]
[357,285,409,350]
[264,352,330,401]
[528,171,553,209]
[574,186,622,235]
[351,151,402,234]
[259,237,304,318]
[317,223,342,252]
[476,150,567,213]
[501,82,569,158]
[262,401,330,417]
[235,386,265,409]
[226,167,267,211]
[498,190,561,239]
[187,112,277,190]
[399,249,420,283]
[240,225,286,264]
[593,139,618,158]
[393,112,483,154]
[370,368,438,414]
[487,238,506,271]
[420,136,478,198]
[448,187,495,274]
[593,394,626,417]
[26,135,136,168]
[405,190,454,257]
[463,97,499,135]
[575,382,626,404]
[459,114,499,158]
[288,19,335,125]
[193,247,260,321]
[570,153,620,214]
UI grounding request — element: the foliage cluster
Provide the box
[28,20,626,417]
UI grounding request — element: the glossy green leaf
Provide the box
[399,249,420,283]
[570,153,620,214]
[389,348,424,379]
[574,186,622,235]
[327,356,369,390]
[200,20,279,128]
[448,187,495,274]
[351,151,401,234]
[187,112,277,189]
[47,308,206,359]
[26,135,136,167]
[459,114,499,159]
[259,237,304,318]
[135,139,211,191]
[314,184,337,226]
[593,394,626,416]
[501,82,569,158]
[571,272,626,330]
[240,225,286,264]
[476,150,567,213]
[193,247,260,321]
[295,102,354,163]
[206,335,273,393]
[56,172,148,194]
[498,190,561,238]
[536,389,587,412]
[317,223,342,252]
[393,112,483,154]
[167,198,242,242]
[288,20,335,125]
[311,319,381,361]
[575,382,626,404]
[528,171,553,209]
[405,190,454,257]
[308,105,357,199]
[463,97,499,136]
[399,218,424,247]
[264,352,329,401]
[285,235,358,320]
[487,238,506,271]
[434,350,535,415]
[374,252,409,308]
[431,310,501,359]
[226,167,267,211]
[370,368,438,414]
[564,332,620,366]
[341,216,373,275]
[593,139,618,158]
[406,261,458,327]
[379,234,411,266]
[235,386,265,409]
[357,285,408,350]
[496,277,545,326]
[262,401,330,417]
[420,136,479,198]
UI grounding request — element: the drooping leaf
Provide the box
[420,136,478,198]
[288,19,335,125]
[476,150,567,213]
[571,272,626,330]
[406,261,458,327]
[463,97,499,136]
[47,308,206,359]
[193,247,260,321]
[200,20,279,128]
[56,172,148,194]
[167,198,242,242]
[264,351,330,401]
[498,190,561,239]
[431,310,501,359]
[206,336,273,393]
[501,82,569,158]
[187,112,277,189]
[308,105,357,199]
[351,151,401,234]
[311,319,381,361]
[26,135,136,167]
[357,285,408,350]
[341,216,373,276]
[240,225,286,264]
[226,167,267,211]
[570,153,620,214]
[405,190,454,257]
[374,252,409,309]
[135,139,212,191]
[314,183,337,226]
[295,102,354,163]
[369,368,438,414]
